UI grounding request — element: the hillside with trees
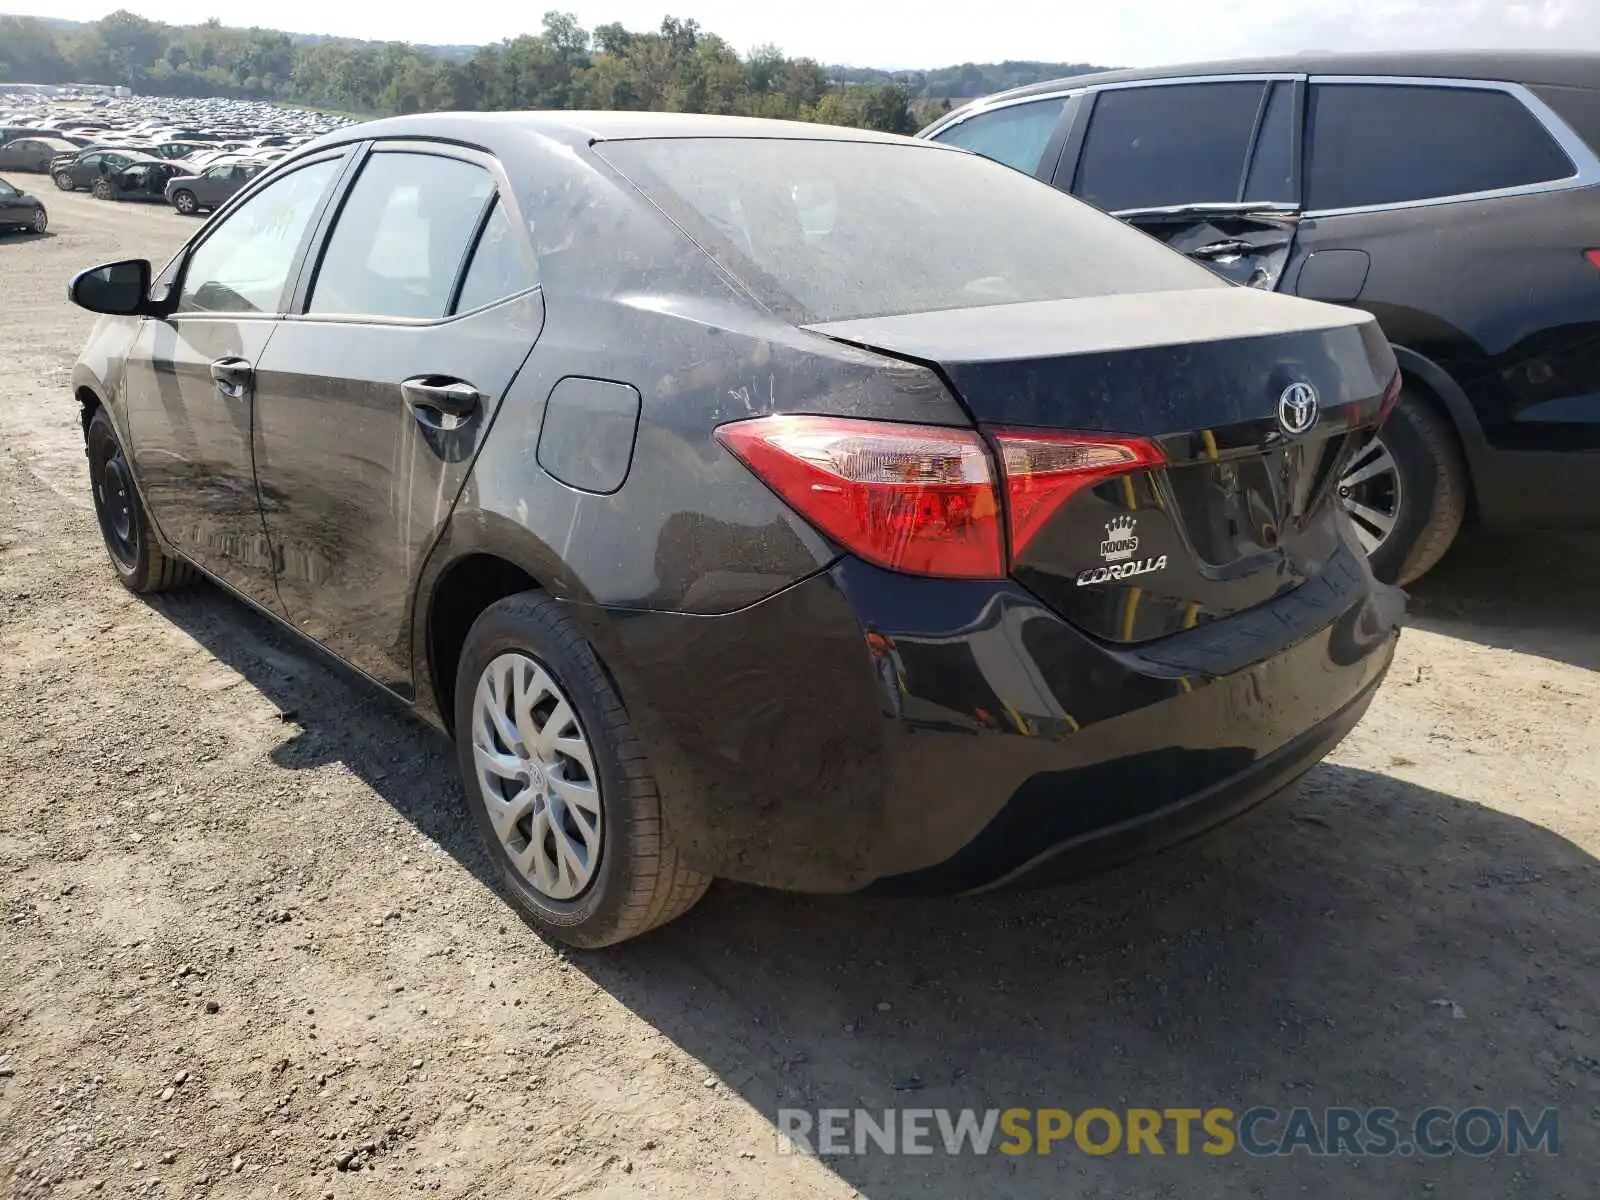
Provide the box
[0,11,1108,133]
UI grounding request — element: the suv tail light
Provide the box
[715,416,1164,578]
[714,416,1004,578]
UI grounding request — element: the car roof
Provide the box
[302,109,921,153]
[978,50,1600,105]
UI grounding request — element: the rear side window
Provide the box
[1243,81,1296,203]
[598,137,1222,324]
[932,97,1067,175]
[308,151,494,319]
[1075,82,1267,210]
[1306,84,1575,211]
[452,200,538,314]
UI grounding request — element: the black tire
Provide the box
[53,171,75,191]
[453,592,710,948]
[29,208,47,234]
[85,407,196,594]
[1361,388,1468,586]
[91,178,113,201]
[172,189,198,215]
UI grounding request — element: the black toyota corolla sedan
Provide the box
[69,112,1404,946]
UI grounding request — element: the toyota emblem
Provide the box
[1278,382,1320,436]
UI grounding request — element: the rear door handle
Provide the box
[401,376,481,430]
[210,356,253,399]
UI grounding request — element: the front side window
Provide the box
[0,181,17,197]
[599,137,1223,324]
[307,151,494,320]
[932,97,1067,175]
[1306,83,1575,211]
[1075,82,1268,211]
[176,158,340,315]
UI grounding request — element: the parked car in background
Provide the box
[53,149,146,192]
[0,176,48,233]
[165,160,265,214]
[0,136,79,173]
[93,159,188,203]
[922,52,1600,584]
[145,141,213,162]
[67,112,1402,947]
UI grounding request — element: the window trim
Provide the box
[1301,75,1600,218]
[285,138,538,327]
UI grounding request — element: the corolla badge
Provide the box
[1278,381,1320,436]
[1078,515,1168,587]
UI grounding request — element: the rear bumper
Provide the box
[572,546,1402,894]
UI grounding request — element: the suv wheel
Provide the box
[91,178,113,201]
[1338,387,1466,586]
[85,407,196,593]
[53,171,75,191]
[172,189,198,215]
[453,592,710,948]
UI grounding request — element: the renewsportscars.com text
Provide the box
[777,1106,1559,1158]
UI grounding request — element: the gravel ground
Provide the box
[1,189,1597,1200]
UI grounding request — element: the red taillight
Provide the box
[992,430,1164,556]
[1376,370,1403,427]
[1584,249,1600,270]
[714,415,1005,579]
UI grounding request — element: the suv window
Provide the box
[308,151,494,320]
[1075,82,1268,211]
[452,200,537,314]
[176,159,339,315]
[932,97,1067,175]
[1243,81,1295,203]
[1306,83,1575,211]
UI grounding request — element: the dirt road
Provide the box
[1,190,1597,1199]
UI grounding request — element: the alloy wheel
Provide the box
[1337,433,1403,555]
[470,652,603,901]
[174,190,196,214]
[30,209,47,233]
[53,172,74,191]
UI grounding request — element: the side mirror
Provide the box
[69,258,152,316]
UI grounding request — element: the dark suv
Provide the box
[923,52,1600,583]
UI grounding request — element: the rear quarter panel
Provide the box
[1288,184,1600,460]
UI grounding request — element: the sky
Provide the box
[8,0,1600,68]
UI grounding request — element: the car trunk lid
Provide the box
[808,288,1398,644]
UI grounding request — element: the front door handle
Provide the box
[401,376,481,430]
[210,356,253,399]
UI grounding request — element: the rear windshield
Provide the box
[597,137,1223,323]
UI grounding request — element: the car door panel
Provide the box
[122,317,281,607]
[251,295,543,692]
[248,145,541,693]
[118,153,348,606]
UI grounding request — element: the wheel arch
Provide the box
[1386,345,1481,514]
[412,510,609,735]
